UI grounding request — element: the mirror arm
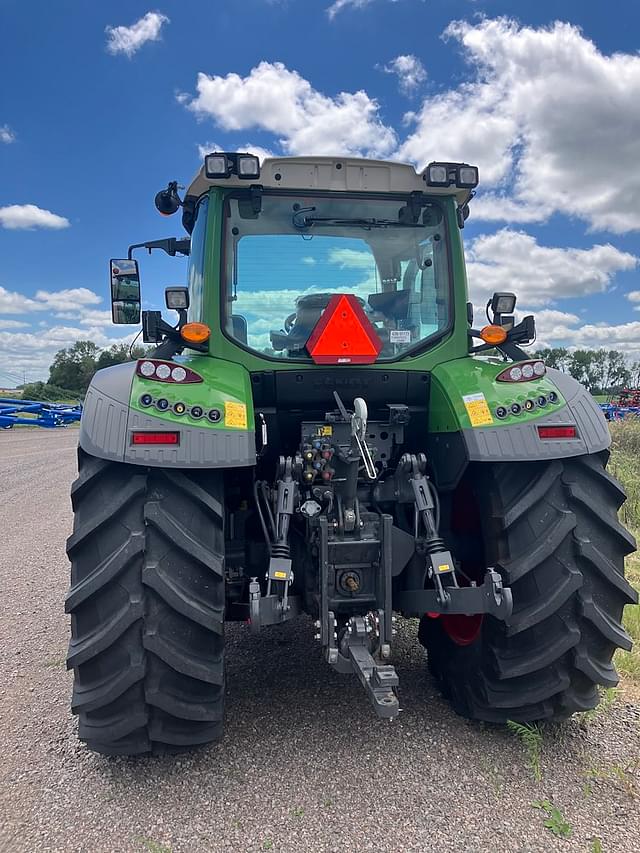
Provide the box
[127,238,191,259]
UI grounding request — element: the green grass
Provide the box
[608,419,640,686]
[507,720,544,782]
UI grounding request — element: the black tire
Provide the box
[65,449,225,755]
[419,452,637,722]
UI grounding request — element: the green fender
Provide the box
[426,357,610,489]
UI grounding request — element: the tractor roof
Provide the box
[185,156,476,205]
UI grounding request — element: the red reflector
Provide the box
[306,294,383,364]
[537,425,577,440]
[131,431,180,445]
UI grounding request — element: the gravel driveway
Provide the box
[1,429,639,853]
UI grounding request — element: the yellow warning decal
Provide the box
[438,564,452,573]
[462,392,494,427]
[273,570,288,579]
[317,425,333,437]
[224,401,247,429]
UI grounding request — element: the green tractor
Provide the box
[66,153,637,755]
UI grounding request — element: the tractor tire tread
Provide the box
[66,449,225,755]
[420,452,635,722]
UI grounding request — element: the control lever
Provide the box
[352,398,377,481]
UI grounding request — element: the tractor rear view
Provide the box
[66,154,637,755]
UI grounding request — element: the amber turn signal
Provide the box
[181,322,210,344]
[479,324,508,345]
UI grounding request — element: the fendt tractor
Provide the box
[66,154,637,755]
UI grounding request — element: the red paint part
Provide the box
[131,431,180,445]
[306,294,382,364]
[439,613,483,646]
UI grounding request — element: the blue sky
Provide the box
[1,0,640,384]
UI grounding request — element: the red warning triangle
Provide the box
[306,294,382,364]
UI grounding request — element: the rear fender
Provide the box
[426,359,610,490]
[79,357,256,468]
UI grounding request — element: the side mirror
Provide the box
[110,259,141,324]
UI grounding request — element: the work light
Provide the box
[205,153,230,178]
[490,292,517,316]
[165,287,189,310]
[457,165,479,188]
[424,163,450,187]
[237,154,260,179]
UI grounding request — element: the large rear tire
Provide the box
[420,452,637,722]
[66,449,225,755]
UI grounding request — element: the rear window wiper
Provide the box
[292,208,422,230]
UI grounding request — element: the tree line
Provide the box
[22,340,146,401]
[19,340,640,402]
[533,348,640,395]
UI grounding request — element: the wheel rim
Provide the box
[439,613,483,646]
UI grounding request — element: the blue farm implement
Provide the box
[600,387,640,421]
[0,398,82,429]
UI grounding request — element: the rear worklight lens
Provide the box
[497,360,546,382]
[522,363,534,379]
[131,431,180,445]
[537,425,577,440]
[136,359,203,383]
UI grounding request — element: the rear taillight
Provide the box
[136,359,202,383]
[537,425,577,440]
[496,360,546,382]
[131,431,180,445]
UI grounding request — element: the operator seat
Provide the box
[270,293,341,352]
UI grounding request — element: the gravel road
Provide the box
[1,429,639,853]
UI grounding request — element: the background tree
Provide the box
[96,342,146,371]
[48,340,101,395]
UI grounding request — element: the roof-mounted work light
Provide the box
[424,162,479,190]
[237,154,260,179]
[457,165,479,189]
[424,163,450,187]
[205,153,231,179]
[204,152,260,180]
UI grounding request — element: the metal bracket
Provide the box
[332,616,399,719]
[394,569,513,621]
[249,576,301,633]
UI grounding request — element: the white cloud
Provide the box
[627,291,640,303]
[0,285,101,315]
[54,309,114,326]
[399,18,640,232]
[0,124,16,144]
[196,141,275,163]
[183,61,397,159]
[328,248,375,269]
[105,11,169,57]
[465,229,637,308]
[34,288,101,311]
[302,256,317,265]
[0,204,70,230]
[0,319,29,329]
[382,55,427,95]
[326,0,400,19]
